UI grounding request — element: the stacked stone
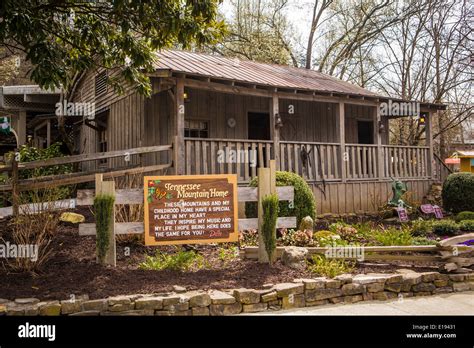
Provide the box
[1,271,473,316]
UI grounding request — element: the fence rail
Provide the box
[382,145,430,179]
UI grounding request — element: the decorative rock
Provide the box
[384,283,402,292]
[39,301,61,316]
[262,283,274,289]
[412,283,436,293]
[268,300,281,310]
[341,283,365,296]
[281,246,308,269]
[60,299,82,315]
[325,280,342,289]
[173,310,192,316]
[192,307,210,316]
[396,268,417,274]
[449,274,466,282]
[328,297,344,304]
[373,292,397,301]
[135,297,163,310]
[385,275,404,284]
[366,282,385,293]
[243,303,268,313]
[7,307,25,316]
[344,295,363,304]
[334,274,353,284]
[352,274,388,285]
[82,299,108,312]
[0,299,9,304]
[162,295,185,307]
[299,216,314,232]
[420,272,439,282]
[108,303,135,312]
[433,279,449,288]
[108,296,132,306]
[102,310,154,316]
[15,298,40,305]
[306,299,328,307]
[261,291,278,303]
[293,278,325,290]
[233,289,260,304]
[209,302,242,316]
[432,287,453,294]
[282,294,305,309]
[69,310,100,316]
[453,282,471,292]
[164,302,189,312]
[414,291,432,297]
[209,290,236,305]
[186,292,211,308]
[362,293,373,301]
[305,288,342,301]
[24,306,39,316]
[173,285,187,293]
[401,273,422,288]
[274,283,304,297]
[59,212,85,224]
[0,305,6,315]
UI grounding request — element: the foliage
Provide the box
[261,193,279,264]
[373,227,413,246]
[280,229,314,247]
[246,171,316,227]
[454,211,474,223]
[239,229,258,246]
[307,255,354,278]
[139,250,206,271]
[442,173,474,213]
[94,194,115,263]
[458,220,474,232]
[329,222,360,243]
[312,230,344,247]
[218,246,239,266]
[0,0,226,95]
[412,236,438,245]
[431,220,460,236]
[410,219,434,236]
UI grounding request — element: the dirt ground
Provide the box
[0,214,444,301]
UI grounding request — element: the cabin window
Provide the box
[95,71,108,97]
[95,111,108,165]
[357,121,374,144]
[184,120,209,138]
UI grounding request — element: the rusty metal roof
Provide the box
[154,50,382,98]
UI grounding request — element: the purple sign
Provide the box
[420,204,434,214]
[433,205,443,219]
[396,207,409,222]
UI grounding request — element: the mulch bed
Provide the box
[0,215,442,301]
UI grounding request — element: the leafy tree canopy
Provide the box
[0,0,226,96]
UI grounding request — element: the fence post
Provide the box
[11,150,19,218]
[95,174,116,267]
[258,160,276,263]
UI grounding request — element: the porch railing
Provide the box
[184,138,432,182]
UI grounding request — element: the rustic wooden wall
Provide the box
[311,179,432,214]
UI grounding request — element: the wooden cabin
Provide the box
[71,50,447,214]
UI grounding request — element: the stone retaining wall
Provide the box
[1,270,473,316]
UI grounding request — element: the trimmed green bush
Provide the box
[431,220,459,236]
[94,194,115,263]
[459,219,474,232]
[245,171,316,226]
[410,219,433,236]
[442,173,474,213]
[373,227,413,246]
[261,193,279,264]
[454,211,474,222]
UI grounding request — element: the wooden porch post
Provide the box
[174,78,185,175]
[374,104,384,181]
[270,93,280,169]
[336,102,346,182]
[425,111,434,179]
[18,110,27,146]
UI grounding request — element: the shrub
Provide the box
[459,220,474,232]
[373,227,413,246]
[139,250,206,271]
[313,230,344,247]
[329,222,360,243]
[410,219,433,236]
[454,211,474,222]
[412,236,438,245]
[245,171,316,226]
[307,255,354,278]
[280,229,314,246]
[239,229,258,246]
[442,173,474,213]
[94,194,115,263]
[261,193,279,264]
[431,220,459,236]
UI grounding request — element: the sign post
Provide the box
[143,174,238,246]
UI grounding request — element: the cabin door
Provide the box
[247,112,271,140]
[357,120,374,144]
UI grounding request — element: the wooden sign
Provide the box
[396,207,409,222]
[143,174,238,246]
[433,205,444,219]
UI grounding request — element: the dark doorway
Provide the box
[248,112,271,140]
[357,121,374,144]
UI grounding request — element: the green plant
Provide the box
[412,236,438,245]
[431,220,460,236]
[313,230,344,247]
[329,222,360,243]
[239,229,258,246]
[410,219,434,236]
[373,227,413,246]
[94,194,115,263]
[261,193,279,264]
[139,250,206,271]
[454,211,474,222]
[280,229,314,246]
[307,255,354,278]
[459,220,474,232]
[246,171,316,226]
[218,246,238,265]
[442,172,474,213]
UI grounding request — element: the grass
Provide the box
[139,250,208,271]
[307,255,354,278]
